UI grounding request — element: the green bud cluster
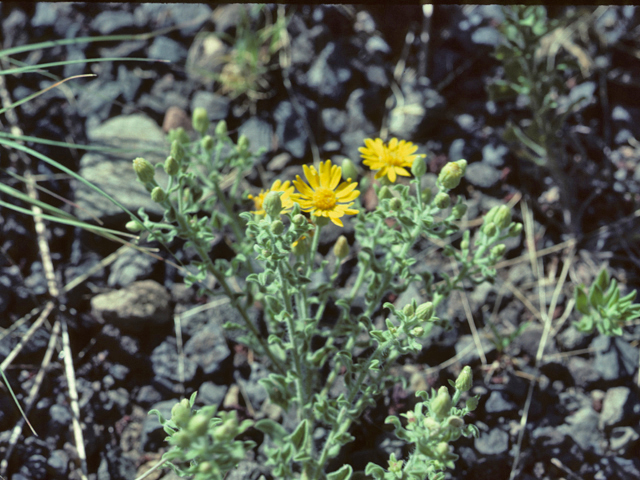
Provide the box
[192,107,210,135]
[438,159,467,190]
[132,157,155,184]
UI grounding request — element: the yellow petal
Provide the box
[303,165,319,189]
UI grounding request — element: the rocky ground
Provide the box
[1,4,640,480]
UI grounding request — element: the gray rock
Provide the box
[197,381,227,407]
[149,36,188,63]
[365,36,391,56]
[322,108,347,136]
[558,406,605,453]
[612,456,640,480]
[567,356,601,388]
[63,49,86,78]
[91,11,136,35]
[136,385,163,408]
[455,334,497,364]
[474,427,509,455]
[612,105,631,122]
[274,101,308,159]
[191,91,229,121]
[75,114,168,222]
[306,42,352,102]
[471,27,501,46]
[531,425,567,447]
[238,117,274,156]
[465,162,501,189]
[456,114,475,132]
[599,387,633,431]
[609,426,639,453]
[166,4,212,36]
[107,247,156,288]
[117,65,142,103]
[593,335,639,380]
[91,280,172,332]
[482,143,508,167]
[151,338,198,393]
[47,449,69,477]
[77,80,122,118]
[484,391,518,415]
[48,404,72,432]
[32,3,61,28]
[448,138,465,163]
[184,321,231,375]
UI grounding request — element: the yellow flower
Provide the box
[248,179,294,215]
[291,160,360,227]
[359,137,423,183]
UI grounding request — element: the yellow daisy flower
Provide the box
[359,137,422,183]
[291,160,360,227]
[248,179,295,215]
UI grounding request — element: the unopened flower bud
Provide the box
[201,135,214,151]
[164,155,179,176]
[151,186,166,203]
[333,235,349,259]
[390,198,402,211]
[434,192,450,209]
[238,134,250,152]
[378,186,393,200]
[125,220,143,233]
[508,223,523,237]
[215,120,228,138]
[171,140,185,163]
[491,244,506,258]
[460,238,469,250]
[263,191,283,218]
[466,396,479,411]
[447,416,465,428]
[438,159,467,190]
[192,107,209,135]
[416,302,434,321]
[292,214,306,227]
[493,205,512,230]
[455,366,473,392]
[424,417,440,431]
[133,157,155,184]
[483,222,497,237]
[411,326,425,337]
[170,429,192,449]
[270,219,285,235]
[451,203,468,220]
[435,442,450,457]
[341,158,358,182]
[171,398,192,429]
[402,303,415,317]
[431,386,452,420]
[213,412,238,442]
[188,411,212,437]
[411,155,427,177]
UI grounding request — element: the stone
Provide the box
[184,320,231,375]
[151,338,198,393]
[484,390,518,415]
[599,387,633,431]
[190,91,230,121]
[274,101,308,159]
[306,42,352,102]
[149,36,188,63]
[107,247,157,288]
[474,427,509,455]
[558,406,605,453]
[238,117,274,156]
[482,143,508,167]
[465,162,501,189]
[91,280,172,332]
[91,10,136,35]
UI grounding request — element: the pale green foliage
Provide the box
[574,269,640,337]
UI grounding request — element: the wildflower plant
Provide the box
[132,110,523,480]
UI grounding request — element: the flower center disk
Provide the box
[312,188,337,210]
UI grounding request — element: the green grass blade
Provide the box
[0,57,169,77]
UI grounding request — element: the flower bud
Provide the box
[455,366,473,392]
[410,326,425,337]
[402,303,415,317]
[215,120,228,138]
[483,222,497,237]
[263,191,283,218]
[171,398,192,429]
[451,203,468,220]
[292,214,306,227]
[508,223,523,237]
[423,417,440,431]
[466,396,479,411]
[192,107,209,135]
[169,127,190,145]
[431,386,452,420]
[438,159,467,190]
[411,155,427,177]
[416,302,434,321]
[151,186,166,203]
[378,186,393,200]
[188,411,212,437]
[133,157,155,184]
[491,244,506,258]
[493,205,512,230]
[238,134,250,152]
[164,155,179,176]
[201,135,214,151]
[333,235,349,259]
[213,412,238,442]
[341,158,358,182]
[170,429,193,449]
[125,220,143,233]
[389,198,402,211]
[434,192,450,209]
[447,416,465,428]
[171,140,185,163]
[270,219,285,235]
[435,442,450,457]
[460,238,469,250]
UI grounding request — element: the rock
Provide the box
[592,335,639,380]
[91,280,172,332]
[148,36,188,63]
[32,3,60,28]
[136,385,163,408]
[63,49,86,78]
[474,427,509,455]
[77,80,122,118]
[107,247,157,288]
[567,356,601,388]
[165,4,212,36]
[465,162,501,189]
[92,10,135,35]
[117,65,142,103]
[212,4,243,35]
[455,334,497,364]
[190,91,230,121]
[163,106,191,133]
[471,26,501,46]
[448,138,466,163]
[612,456,640,480]
[482,143,508,167]
[484,390,518,415]
[599,387,633,431]
[322,108,347,136]
[141,399,177,451]
[238,117,274,156]
[151,337,198,393]
[609,426,639,454]
[197,381,227,407]
[186,33,227,86]
[306,42,352,102]
[184,320,231,375]
[47,449,69,477]
[365,36,391,56]
[274,101,308,159]
[558,406,605,453]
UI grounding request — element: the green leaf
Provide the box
[284,419,308,452]
[589,284,603,308]
[327,464,353,480]
[595,268,609,292]
[255,419,288,444]
[575,285,590,314]
[364,463,386,479]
